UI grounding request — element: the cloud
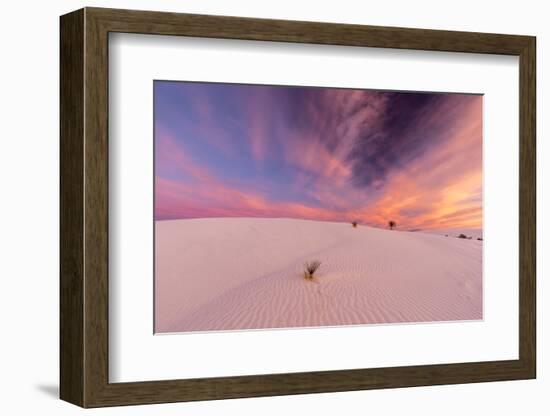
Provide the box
[155,82,483,230]
[354,96,483,230]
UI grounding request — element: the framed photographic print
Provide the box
[153,82,485,334]
[60,7,536,407]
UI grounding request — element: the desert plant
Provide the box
[388,220,397,230]
[458,233,468,239]
[477,237,483,241]
[352,221,358,228]
[303,260,321,280]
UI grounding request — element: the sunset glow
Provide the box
[155,81,482,231]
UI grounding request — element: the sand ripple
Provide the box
[155,218,482,333]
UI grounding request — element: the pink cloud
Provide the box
[156,126,218,184]
[156,86,482,231]
[355,97,483,230]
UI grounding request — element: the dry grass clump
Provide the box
[303,260,321,281]
[351,221,358,228]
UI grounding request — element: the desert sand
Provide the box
[155,218,482,333]
[422,228,483,240]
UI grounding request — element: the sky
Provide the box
[155,81,482,231]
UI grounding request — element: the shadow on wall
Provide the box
[34,384,58,399]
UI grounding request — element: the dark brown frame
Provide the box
[60,7,536,408]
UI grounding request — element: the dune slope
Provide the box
[155,218,482,333]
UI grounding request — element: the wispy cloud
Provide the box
[155,82,482,230]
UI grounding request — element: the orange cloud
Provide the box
[356,96,483,230]
[156,84,482,232]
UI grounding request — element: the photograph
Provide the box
[154,81,483,334]
[50,4,538,410]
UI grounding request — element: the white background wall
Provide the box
[0,0,545,414]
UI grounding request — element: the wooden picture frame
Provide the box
[60,7,536,408]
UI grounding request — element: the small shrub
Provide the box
[388,220,397,230]
[477,237,483,241]
[458,233,468,239]
[303,260,321,280]
[352,221,358,228]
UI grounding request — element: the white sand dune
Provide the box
[419,228,483,240]
[155,218,482,333]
